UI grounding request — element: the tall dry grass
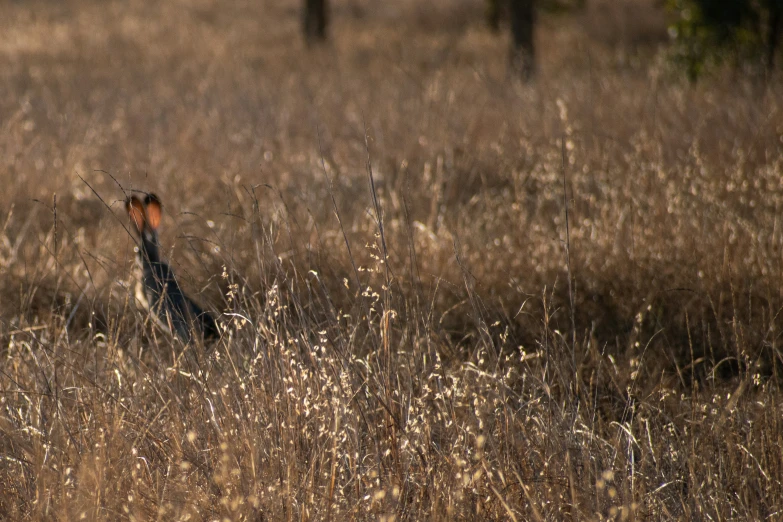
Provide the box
[0,0,782,519]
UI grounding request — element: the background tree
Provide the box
[667,0,782,79]
[490,0,585,81]
[486,0,502,33]
[303,0,328,44]
[509,0,536,80]
[768,0,782,69]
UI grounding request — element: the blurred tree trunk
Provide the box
[509,0,535,80]
[768,0,782,70]
[486,0,501,32]
[303,0,328,44]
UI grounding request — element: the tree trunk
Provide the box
[486,0,501,33]
[509,0,535,80]
[768,0,782,70]
[303,0,328,44]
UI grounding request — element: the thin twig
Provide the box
[561,137,577,389]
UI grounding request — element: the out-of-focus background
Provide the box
[0,0,782,519]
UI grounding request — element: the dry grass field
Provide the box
[1,0,782,519]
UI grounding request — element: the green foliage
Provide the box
[666,0,772,79]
